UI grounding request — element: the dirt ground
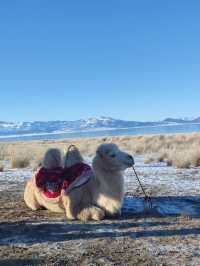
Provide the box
[1,155,200,266]
[1,182,200,266]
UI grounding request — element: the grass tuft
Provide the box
[11,156,30,169]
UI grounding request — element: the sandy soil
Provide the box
[0,157,200,266]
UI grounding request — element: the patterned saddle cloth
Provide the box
[35,163,92,198]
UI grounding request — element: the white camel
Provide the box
[24,143,134,221]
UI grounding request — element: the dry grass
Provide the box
[139,133,200,168]
[144,156,155,164]
[11,156,30,169]
[0,132,200,169]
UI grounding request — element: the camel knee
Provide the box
[24,195,41,211]
[24,181,41,211]
[91,207,105,221]
[77,206,105,222]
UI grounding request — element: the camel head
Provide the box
[93,143,134,172]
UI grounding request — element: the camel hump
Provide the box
[64,146,83,168]
[42,148,62,169]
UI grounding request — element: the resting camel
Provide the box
[24,143,134,221]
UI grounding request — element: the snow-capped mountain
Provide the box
[0,116,199,136]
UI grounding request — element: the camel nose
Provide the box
[127,154,134,165]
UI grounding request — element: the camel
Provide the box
[24,143,134,221]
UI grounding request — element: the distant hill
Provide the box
[0,116,199,136]
[163,118,188,123]
[192,117,200,123]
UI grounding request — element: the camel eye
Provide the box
[110,154,116,158]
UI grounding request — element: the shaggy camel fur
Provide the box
[24,144,134,221]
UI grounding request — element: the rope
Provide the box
[132,165,153,209]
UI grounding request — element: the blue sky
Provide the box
[0,0,200,122]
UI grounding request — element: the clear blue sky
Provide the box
[0,0,200,122]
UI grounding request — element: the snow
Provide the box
[1,156,200,218]
[125,155,200,196]
[0,167,32,191]
[1,155,200,196]
[0,121,23,129]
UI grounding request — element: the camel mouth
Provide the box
[124,161,134,168]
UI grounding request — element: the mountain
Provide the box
[0,116,199,136]
[192,117,200,123]
[163,117,200,124]
[163,118,188,123]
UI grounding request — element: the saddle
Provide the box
[35,163,92,199]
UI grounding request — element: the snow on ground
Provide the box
[0,167,32,191]
[1,155,200,195]
[1,156,200,218]
[124,156,200,217]
[125,156,200,196]
[1,156,200,265]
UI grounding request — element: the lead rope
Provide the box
[132,165,153,209]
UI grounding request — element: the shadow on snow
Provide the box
[1,195,200,246]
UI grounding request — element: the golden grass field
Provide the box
[0,132,200,169]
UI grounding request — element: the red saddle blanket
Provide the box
[35,163,92,198]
